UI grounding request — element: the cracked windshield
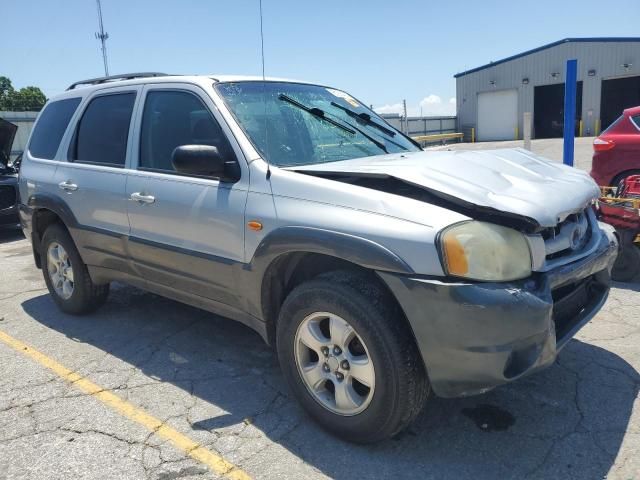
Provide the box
[216,81,419,166]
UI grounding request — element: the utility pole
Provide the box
[95,0,110,76]
[402,99,408,134]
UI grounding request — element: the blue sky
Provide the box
[2,0,639,116]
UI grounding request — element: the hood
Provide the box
[0,117,17,168]
[289,148,600,229]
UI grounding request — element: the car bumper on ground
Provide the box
[378,226,618,398]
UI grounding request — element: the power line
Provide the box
[95,0,110,76]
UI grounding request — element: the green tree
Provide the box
[0,76,47,111]
[0,76,14,108]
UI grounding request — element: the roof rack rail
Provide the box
[66,72,169,90]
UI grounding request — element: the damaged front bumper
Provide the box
[378,225,618,398]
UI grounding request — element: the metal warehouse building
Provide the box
[455,38,640,141]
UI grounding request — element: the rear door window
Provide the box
[631,115,640,131]
[28,98,81,159]
[139,90,234,173]
[71,92,136,167]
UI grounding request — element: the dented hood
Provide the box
[290,148,600,228]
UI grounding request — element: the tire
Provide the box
[612,243,640,282]
[612,170,640,195]
[41,223,109,314]
[276,270,429,443]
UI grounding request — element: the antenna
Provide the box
[258,0,271,178]
[95,0,110,76]
[259,0,266,82]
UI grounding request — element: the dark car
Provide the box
[0,117,20,228]
[590,106,640,187]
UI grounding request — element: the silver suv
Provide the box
[19,73,618,443]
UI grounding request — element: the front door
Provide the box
[126,84,248,309]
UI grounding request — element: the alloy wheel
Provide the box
[47,242,75,300]
[294,312,375,416]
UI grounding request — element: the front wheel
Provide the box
[276,271,429,443]
[612,243,640,282]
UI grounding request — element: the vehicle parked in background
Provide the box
[597,175,640,281]
[19,73,618,443]
[590,106,640,187]
[0,117,20,228]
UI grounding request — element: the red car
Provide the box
[590,105,640,187]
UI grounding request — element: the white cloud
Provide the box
[374,94,456,117]
[373,102,405,115]
[420,94,442,105]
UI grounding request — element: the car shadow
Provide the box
[612,280,640,292]
[0,227,23,244]
[21,286,639,479]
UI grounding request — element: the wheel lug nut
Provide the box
[333,346,342,355]
[321,347,329,357]
[322,363,330,372]
[341,360,350,370]
[335,372,344,381]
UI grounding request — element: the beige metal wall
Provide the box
[455,40,640,139]
[0,111,38,160]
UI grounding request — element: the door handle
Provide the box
[130,192,155,204]
[58,180,78,192]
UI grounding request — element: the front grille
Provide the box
[552,275,605,341]
[0,185,17,210]
[542,209,592,263]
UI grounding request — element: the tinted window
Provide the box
[28,98,81,159]
[632,115,640,131]
[72,93,135,166]
[139,90,234,172]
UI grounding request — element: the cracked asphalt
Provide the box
[0,135,639,479]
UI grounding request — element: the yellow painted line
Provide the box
[0,329,251,480]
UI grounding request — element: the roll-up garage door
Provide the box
[477,89,518,141]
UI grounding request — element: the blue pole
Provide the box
[563,59,578,166]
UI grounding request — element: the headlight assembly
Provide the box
[439,221,532,281]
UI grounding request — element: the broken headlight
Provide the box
[439,221,532,281]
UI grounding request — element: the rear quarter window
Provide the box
[28,97,82,159]
[632,115,640,131]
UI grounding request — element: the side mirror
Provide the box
[171,145,238,181]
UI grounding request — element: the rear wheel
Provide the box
[612,243,640,282]
[41,223,109,314]
[612,170,640,195]
[276,271,429,443]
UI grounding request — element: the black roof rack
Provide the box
[66,72,169,90]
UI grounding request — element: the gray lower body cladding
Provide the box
[378,230,618,398]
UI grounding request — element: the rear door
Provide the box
[126,83,249,309]
[54,85,141,274]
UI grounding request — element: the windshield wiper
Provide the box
[278,94,354,135]
[330,102,396,137]
[279,94,388,153]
